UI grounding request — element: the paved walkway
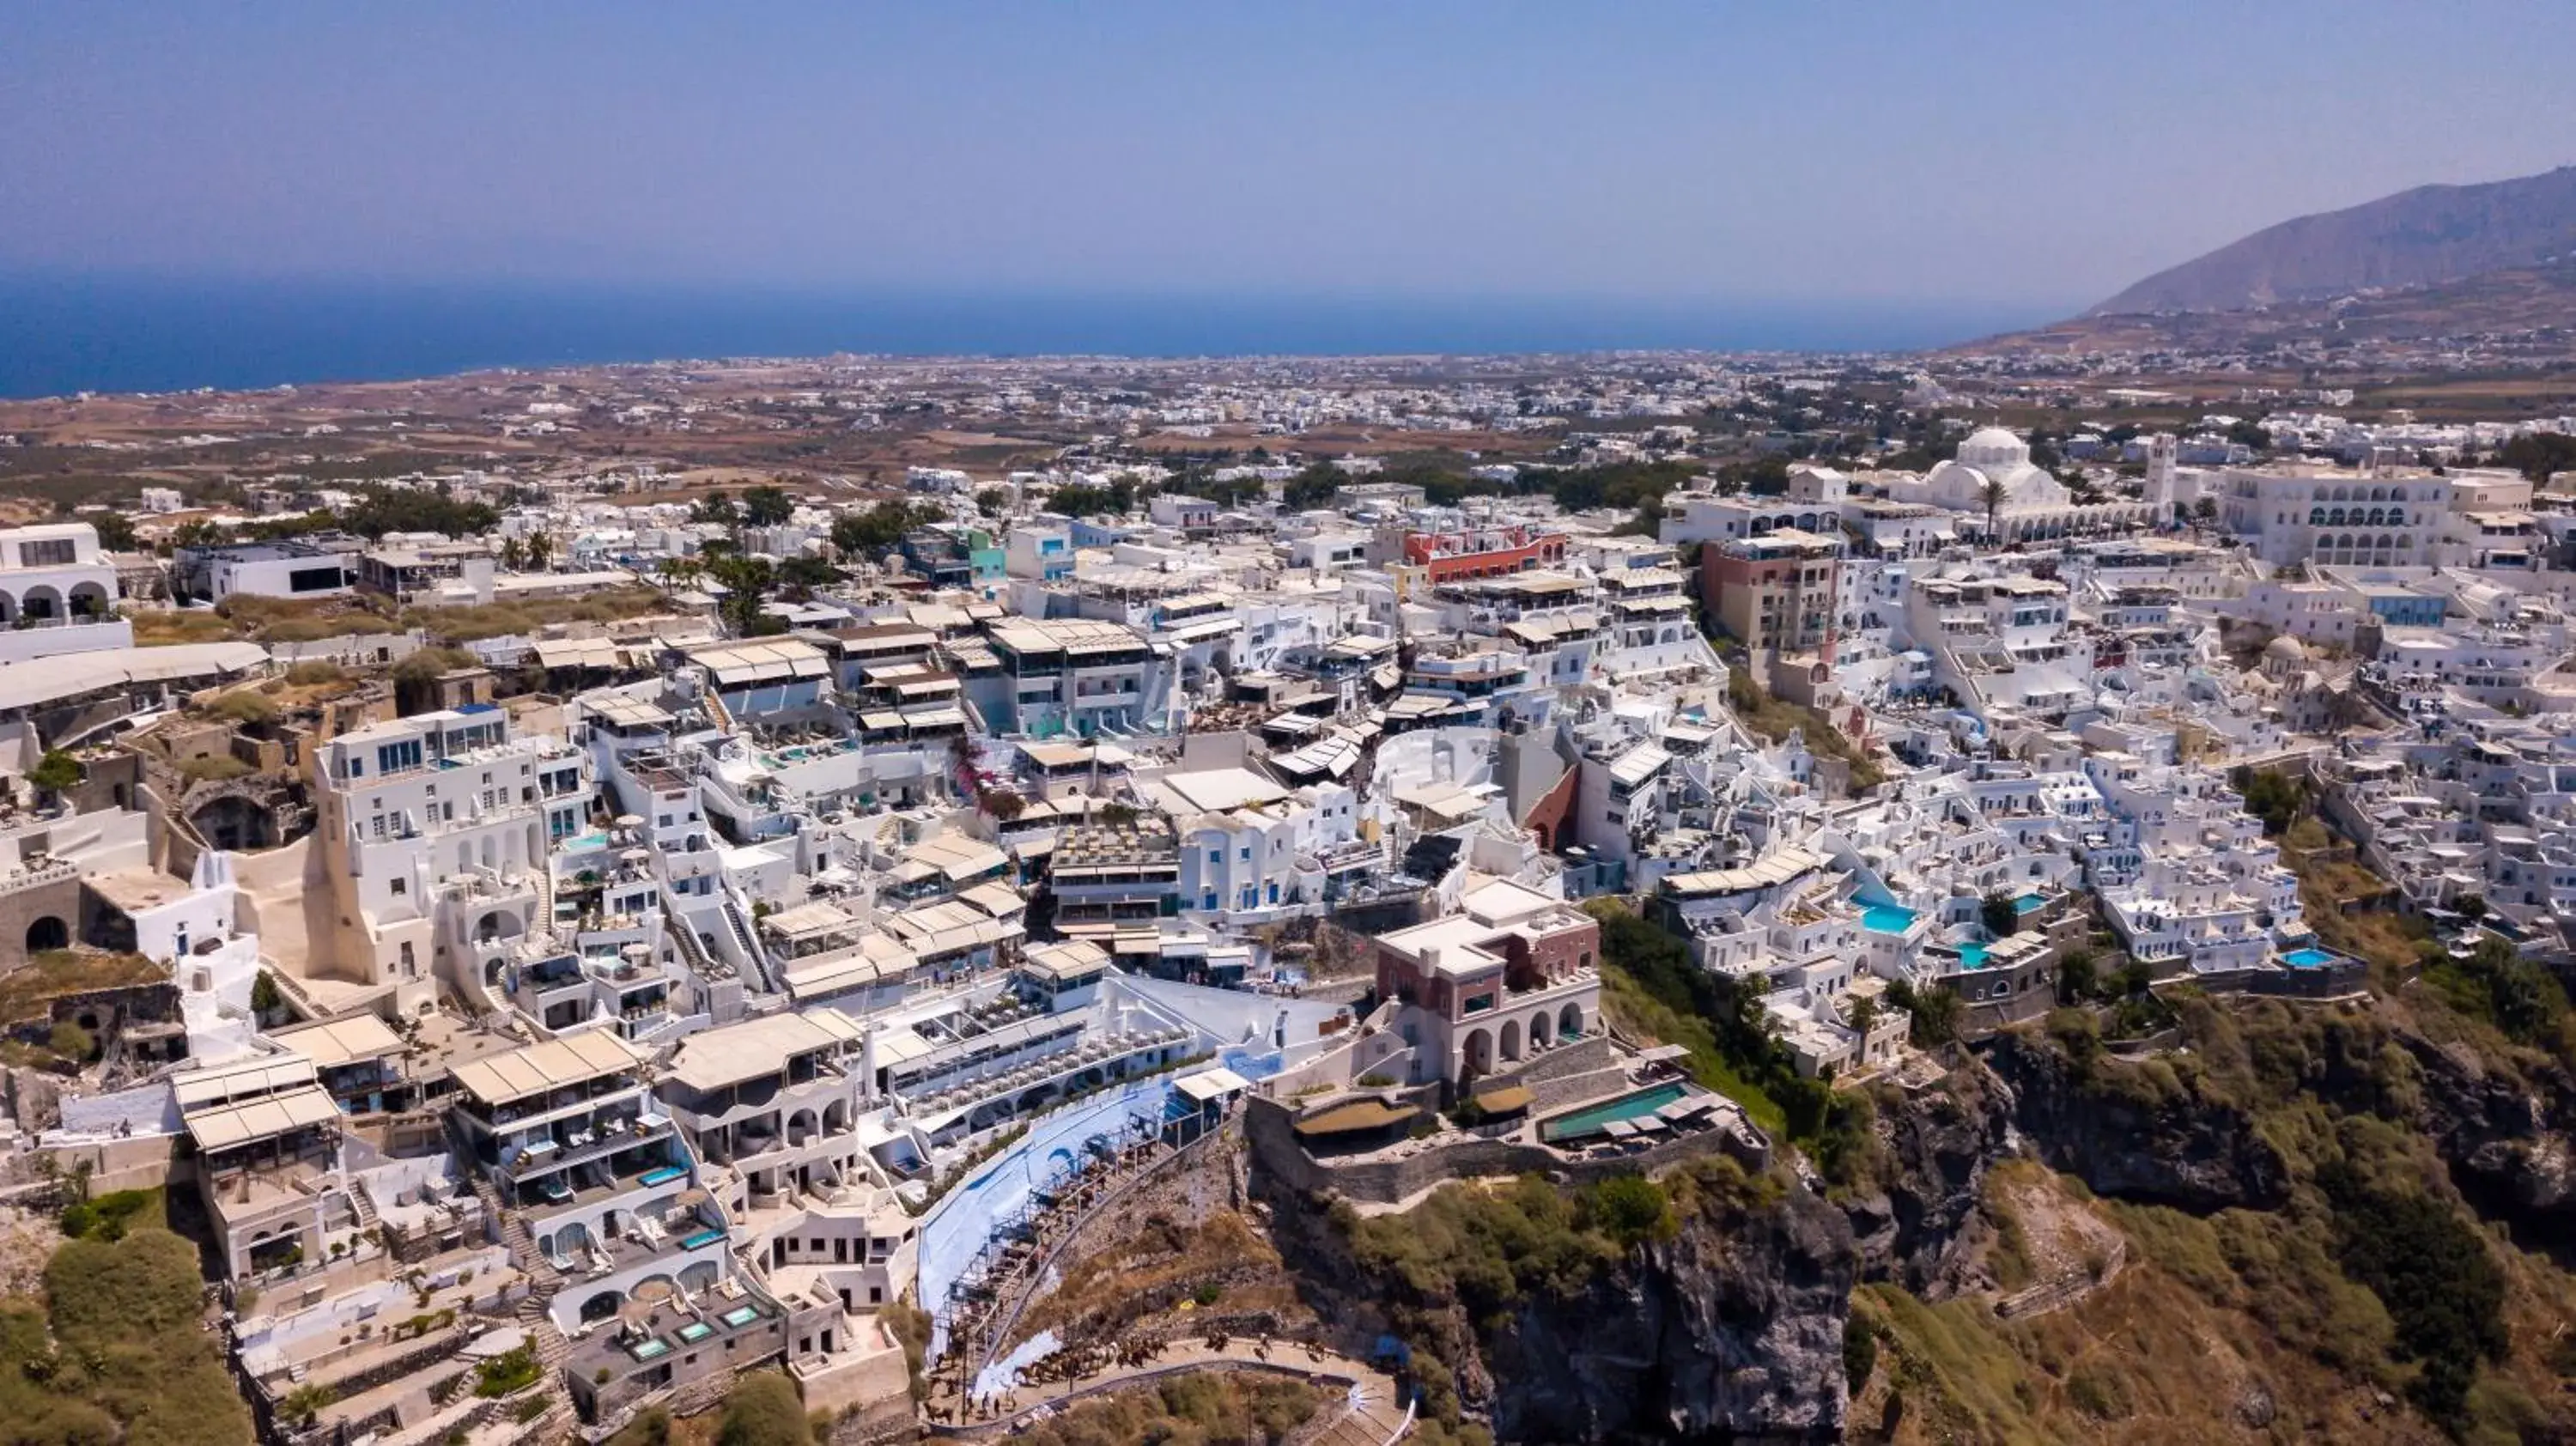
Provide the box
[929,1337,1412,1443]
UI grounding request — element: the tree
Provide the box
[715,1371,811,1446]
[662,557,706,592]
[707,555,780,637]
[830,501,937,557]
[1886,978,1962,1047]
[499,536,526,572]
[27,749,82,794]
[740,485,796,526]
[525,531,553,570]
[1845,993,1879,1040]
[692,493,741,526]
[91,511,139,550]
[2057,947,2099,1005]
[2191,495,2218,525]
[1979,892,2019,939]
[2498,432,2576,485]
[974,487,1011,517]
[777,555,839,595]
[1979,476,2008,542]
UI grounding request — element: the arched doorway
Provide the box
[25,916,69,954]
[1499,1018,1522,1063]
[1558,1002,1583,1041]
[1461,1027,1492,1078]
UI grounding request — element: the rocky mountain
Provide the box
[2093,164,2576,315]
[1952,253,2576,359]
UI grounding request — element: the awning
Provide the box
[185,1084,340,1152]
[1470,1084,1533,1116]
[1292,1099,1419,1137]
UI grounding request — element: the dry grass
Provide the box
[404,586,674,643]
[1014,1210,1285,1346]
[0,950,163,1028]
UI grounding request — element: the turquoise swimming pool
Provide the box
[2012,893,2047,914]
[1861,903,1918,933]
[1958,942,1991,969]
[1540,1082,1690,1145]
[2283,947,2336,968]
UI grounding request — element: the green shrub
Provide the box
[1583,1174,1676,1248]
[2318,1161,2505,1427]
[46,1022,94,1062]
[607,1406,673,1446]
[716,1370,811,1446]
[473,1343,543,1397]
[1842,1313,1880,1389]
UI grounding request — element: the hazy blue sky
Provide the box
[8,1,2575,311]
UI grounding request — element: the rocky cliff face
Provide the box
[1479,1181,1856,1444]
[2403,1034,2576,1233]
[1984,1031,2292,1212]
[1843,1061,2014,1296]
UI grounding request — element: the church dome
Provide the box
[1956,427,2032,469]
[2264,634,2308,662]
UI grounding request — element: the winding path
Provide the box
[928,1337,1413,1443]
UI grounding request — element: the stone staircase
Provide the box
[1306,1377,1415,1445]
[501,1290,577,1443]
[663,900,728,981]
[348,1179,381,1235]
[469,1172,562,1292]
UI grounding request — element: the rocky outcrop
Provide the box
[1984,1030,2291,1212]
[2403,1034,2576,1232]
[1478,1180,1856,1444]
[1844,1061,2014,1296]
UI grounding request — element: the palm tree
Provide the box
[663,557,704,593]
[499,536,526,571]
[1979,477,2008,544]
[525,532,554,571]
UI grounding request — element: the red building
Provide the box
[1403,525,1568,583]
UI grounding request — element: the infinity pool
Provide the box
[1861,903,1918,933]
[1540,1083,1690,1145]
[2283,947,2336,968]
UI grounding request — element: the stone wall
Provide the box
[0,871,83,976]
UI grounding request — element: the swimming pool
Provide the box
[1957,943,1990,969]
[2012,893,2047,914]
[1539,1082,1691,1145]
[2282,947,2336,968]
[679,1228,725,1251]
[1861,903,1918,933]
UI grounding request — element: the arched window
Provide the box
[2309,507,2326,525]
[2387,507,2404,526]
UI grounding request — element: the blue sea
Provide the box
[0,276,2049,398]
